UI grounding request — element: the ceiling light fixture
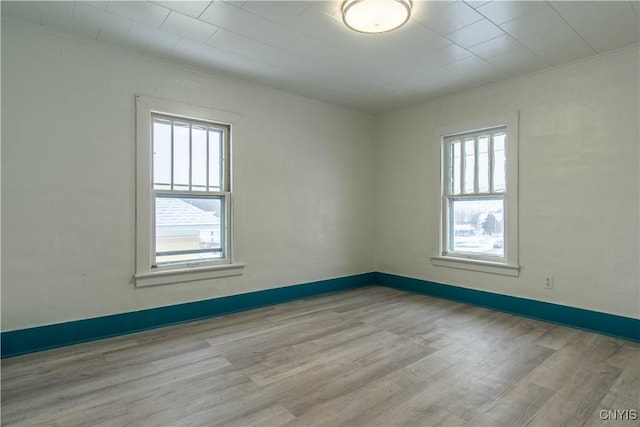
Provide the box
[342,0,412,34]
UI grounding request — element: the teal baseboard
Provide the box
[3,271,637,358]
[375,272,640,342]
[0,273,375,358]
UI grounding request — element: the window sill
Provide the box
[431,256,519,277]
[135,263,246,288]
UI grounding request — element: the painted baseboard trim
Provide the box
[4,271,637,358]
[375,272,640,342]
[0,273,375,359]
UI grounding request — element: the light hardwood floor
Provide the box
[2,286,639,426]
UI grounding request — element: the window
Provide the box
[135,96,244,287]
[432,113,519,276]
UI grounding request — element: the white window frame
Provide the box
[135,95,245,287]
[431,112,520,276]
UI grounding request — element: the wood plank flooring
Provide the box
[2,286,638,426]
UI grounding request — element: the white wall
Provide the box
[374,46,639,319]
[3,19,638,333]
[1,21,375,331]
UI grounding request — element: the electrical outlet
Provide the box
[544,276,554,290]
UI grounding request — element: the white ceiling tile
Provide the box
[410,0,457,22]
[106,1,171,27]
[221,0,248,7]
[310,51,385,81]
[500,6,566,39]
[417,1,484,35]
[152,1,212,18]
[200,1,330,58]
[443,58,510,89]
[485,47,549,75]
[559,1,636,26]
[304,1,341,15]
[546,1,592,14]
[420,44,474,67]
[361,68,414,90]
[370,23,452,59]
[404,62,451,83]
[240,1,311,24]
[72,3,132,41]
[287,6,355,48]
[559,2,639,53]
[190,48,287,82]
[464,1,493,9]
[2,0,635,114]
[73,3,132,34]
[518,24,596,65]
[468,33,522,59]
[355,80,399,97]
[416,71,470,95]
[446,55,508,80]
[161,11,219,43]
[248,19,332,60]
[206,29,311,72]
[201,1,331,60]
[77,1,109,11]
[201,5,332,60]
[170,37,221,64]
[578,14,639,53]
[198,0,259,32]
[477,1,547,25]
[126,21,181,51]
[446,18,505,48]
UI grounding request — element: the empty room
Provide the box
[1,0,639,425]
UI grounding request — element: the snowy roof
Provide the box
[156,197,220,227]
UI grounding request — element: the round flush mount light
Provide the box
[342,0,412,34]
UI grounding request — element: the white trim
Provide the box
[434,111,519,275]
[135,263,247,288]
[135,95,243,287]
[431,256,519,277]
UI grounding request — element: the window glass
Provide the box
[191,125,207,191]
[451,141,461,194]
[448,197,504,257]
[149,113,230,269]
[173,121,190,191]
[208,129,222,192]
[493,133,506,192]
[155,195,224,265]
[478,136,489,193]
[153,118,172,190]
[463,138,475,194]
[443,126,508,261]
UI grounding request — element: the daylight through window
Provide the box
[443,127,507,260]
[151,114,230,267]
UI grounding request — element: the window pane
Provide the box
[463,138,475,193]
[451,141,461,194]
[153,118,172,190]
[155,195,224,265]
[448,197,504,257]
[173,122,190,191]
[493,133,506,192]
[208,129,223,191]
[478,136,489,193]
[192,126,207,192]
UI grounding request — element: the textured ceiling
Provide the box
[2,1,639,114]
